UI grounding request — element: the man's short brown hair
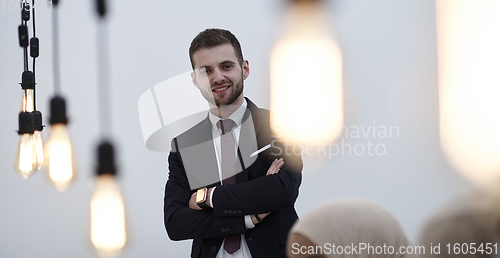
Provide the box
[189,28,244,69]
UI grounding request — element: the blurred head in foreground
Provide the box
[419,190,500,258]
[287,199,414,258]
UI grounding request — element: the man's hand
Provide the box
[251,213,270,225]
[189,192,203,210]
[189,159,284,212]
[267,158,284,175]
[251,158,285,224]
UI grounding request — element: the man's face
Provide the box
[191,43,249,107]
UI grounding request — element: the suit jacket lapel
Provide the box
[235,98,265,183]
[235,107,258,183]
[245,98,263,140]
[177,116,220,190]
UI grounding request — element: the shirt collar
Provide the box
[208,98,248,133]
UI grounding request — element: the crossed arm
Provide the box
[188,158,285,223]
[164,145,301,241]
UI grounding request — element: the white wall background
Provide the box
[0,0,475,257]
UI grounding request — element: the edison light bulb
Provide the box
[14,112,36,179]
[20,71,35,113]
[14,133,37,178]
[33,131,44,169]
[22,89,35,112]
[46,96,75,192]
[45,124,75,192]
[436,0,500,186]
[270,0,343,146]
[91,174,127,258]
[33,110,45,170]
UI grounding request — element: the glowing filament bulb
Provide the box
[437,0,500,186]
[14,112,37,178]
[22,89,34,112]
[270,0,343,146]
[46,124,75,192]
[32,111,45,170]
[91,174,127,258]
[14,133,37,179]
[33,131,44,169]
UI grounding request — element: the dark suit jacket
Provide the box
[164,98,303,258]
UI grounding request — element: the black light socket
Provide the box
[53,0,59,6]
[96,0,106,17]
[30,37,39,58]
[96,141,116,176]
[18,112,35,135]
[18,25,29,47]
[22,2,30,21]
[20,71,35,90]
[33,111,44,131]
[49,96,68,125]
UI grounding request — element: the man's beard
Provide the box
[200,73,244,107]
[214,79,243,107]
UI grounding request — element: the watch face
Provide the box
[196,188,206,203]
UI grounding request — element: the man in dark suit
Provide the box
[164,28,303,258]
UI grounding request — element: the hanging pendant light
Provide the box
[90,0,127,256]
[44,0,76,192]
[15,1,43,178]
[29,0,44,170]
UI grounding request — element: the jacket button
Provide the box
[233,210,237,214]
[237,210,242,214]
[224,210,228,214]
[228,210,233,214]
[211,246,217,252]
[225,226,230,232]
[221,228,226,233]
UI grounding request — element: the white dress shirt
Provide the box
[207,99,254,258]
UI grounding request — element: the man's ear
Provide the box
[242,60,250,80]
[191,71,200,89]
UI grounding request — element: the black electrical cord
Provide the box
[32,0,36,38]
[20,0,30,113]
[97,23,111,137]
[20,1,25,71]
[19,4,23,92]
[33,53,36,110]
[52,2,60,94]
[32,0,36,110]
[96,0,110,137]
[23,20,28,72]
[48,0,69,128]
[23,0,29,73]
[94,0,117,177]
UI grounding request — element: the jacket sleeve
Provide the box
[211,138,303,217]
[164,140,246,241]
